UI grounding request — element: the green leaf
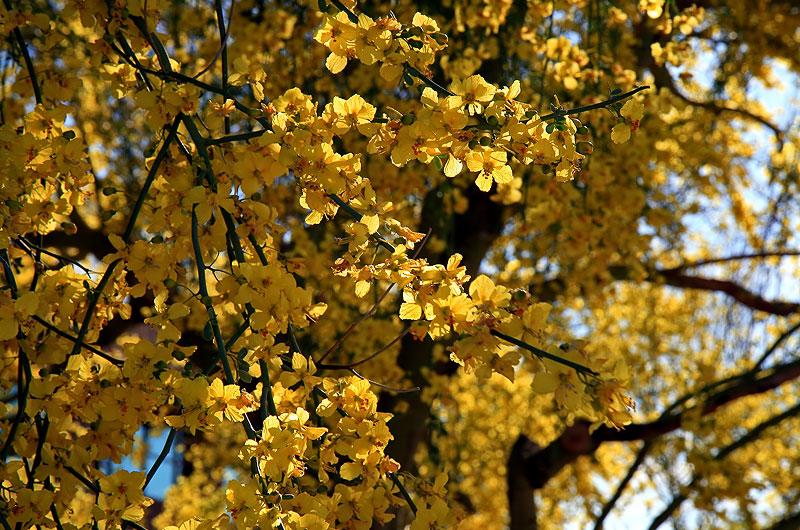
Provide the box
[202,321,213,341]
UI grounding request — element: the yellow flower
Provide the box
[465,148,513,191]
[611,123,631,144]
[620,99,645,122]
[97,470,153,524]
[468,274,511,313]
[451,75,496,115]
[330,93,377,136]
[639,0,665,18]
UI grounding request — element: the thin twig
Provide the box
[318,229,431,364]
[349,367,419,393]
[389,472,418,514]
[593,441,652,529]
[652,63,783,146]
[320,327,411,369]
[647,401,800,530]
[14,238,99,275]
[65,466,100,492]
[327,194,395,252]
[191,0,236,80]
[490,329,599,376]
[206,129,268,145]
[3,0,43,104]
[31,316,122,365]
[664,250,800,272]
[318,282,397,363]
[539,86,650,121]
[125,115,182,243]
[144,428,177,488]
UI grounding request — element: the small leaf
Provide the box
[432,32,448,45]
[202,321,213,341]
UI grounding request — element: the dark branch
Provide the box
[532,264,800,316]
[663,250,800,271]
[517,356,800,490]
[657,268,800,316]
[647,400,800,529]
[650,63,783,146]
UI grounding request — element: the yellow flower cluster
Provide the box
[315,11,448,82]
[0,0,661,528]
[336,248,633,429]
[370,80,588,188]
[0,106,92,249]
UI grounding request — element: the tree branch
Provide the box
[592,319,800,527]
[515,356,800,490]
[508,436,540,530]
[657,268,800,316]
[649,62,783,146]
[662,250,800,271]
[532,264,800,316]
[647,400,800,529]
